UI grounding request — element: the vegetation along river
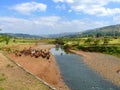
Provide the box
[50,48,120,90]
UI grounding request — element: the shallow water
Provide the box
[50,48,120,90]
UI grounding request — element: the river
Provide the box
[50,48,120,90]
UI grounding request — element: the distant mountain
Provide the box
[0,32,79,38]
[42,32,79,38]
[80,24,120,37]
[0,33,43,38]
[62,24,120,38]
[0,24,120,38]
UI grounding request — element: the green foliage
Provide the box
[5,48,11,53]
[96,33,103,38]
[84,38,93,45]
[80,24,120,37]
[0,87,4,90]
[103,37,109,45]
[60,36,120,57]
[54,38,64,45]
[0,35,11,45]
[77,45,120,57]
[63,44,71,49]
[0,73,7,82]
[93,39,100,46]
[13,39,16,43]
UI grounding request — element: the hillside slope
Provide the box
[81,24,120,36]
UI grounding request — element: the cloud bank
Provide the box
[12,2,47,15]
[53,0,120,16]
[0,16,109,35]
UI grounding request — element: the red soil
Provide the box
[6,44,69,90]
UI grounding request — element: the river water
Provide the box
[50,48,120,90]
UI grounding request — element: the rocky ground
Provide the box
[70,50,120,87]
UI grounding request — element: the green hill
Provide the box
[81,24,120,37]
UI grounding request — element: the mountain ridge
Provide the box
[0,24,120,38]
[80,24,120,36]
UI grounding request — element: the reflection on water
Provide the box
[52,47,66,55]
[50,48,120,90]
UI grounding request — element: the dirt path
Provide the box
[70,50,120,87]
[0,52,52,90]
[6,44,69,90]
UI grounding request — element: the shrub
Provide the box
[77,45,120,57]
[0,87,4,90]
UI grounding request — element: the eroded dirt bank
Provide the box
[0,53,52,90]
[6,44,69,90]
[70,50,120,87]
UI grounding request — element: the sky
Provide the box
[0,0,120,35]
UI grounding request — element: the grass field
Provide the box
[53,37,120,57]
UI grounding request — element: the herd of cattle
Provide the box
[14,47,51,59]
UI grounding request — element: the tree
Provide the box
[94,39,100,46]
[2,35,11,45]
[55,38,64,45]
[84,38,93,45]
[96,33,102,38]
[103,37,109,45]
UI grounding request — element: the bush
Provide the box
[63,44,71,50]
[77,45,120,56]
[0,87,4,90]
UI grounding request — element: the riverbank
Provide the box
[70,50,120,87]
[0,52,52,90]
[5,44,69,90]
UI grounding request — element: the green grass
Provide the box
[0,87,4,90]
[55,37,120,57]
[109,39,120,44]
[0,73,7,82]
[0,37,40,49]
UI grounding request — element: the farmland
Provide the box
[53,36,120,57]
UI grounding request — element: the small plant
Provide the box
[0,35,11,45]
[93,39,100,46]
[84,38,93,45]
[103,37,109,45]
[1,73,5,76]
[6,64,14,68]
[0,73,7,82]
[5,48,11,53]
[0,87,4,90]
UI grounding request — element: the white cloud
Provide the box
[0,16,110,35]
[68,9,72,13]
[53,0,120,16]
[12,2,47,15]
[53,0,64,3]
[55,4,66,10]
[53,0,74,3]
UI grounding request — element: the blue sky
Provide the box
[0,0,120,35]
